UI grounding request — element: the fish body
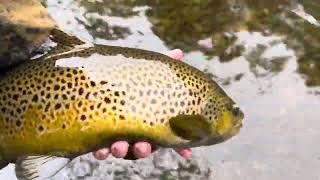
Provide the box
[0,30,243,179]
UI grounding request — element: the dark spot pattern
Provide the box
[0,43,234,149]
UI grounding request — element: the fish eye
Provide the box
[232,105,241,116]
[226,103,243,117]
[232,104,244,118]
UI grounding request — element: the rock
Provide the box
[58,149,214,179]
[0,0,55,68]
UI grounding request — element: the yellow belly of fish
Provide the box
[0,100,183,162]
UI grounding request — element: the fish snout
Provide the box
[226,103,244,130]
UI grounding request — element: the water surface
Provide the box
[1,0,319,179]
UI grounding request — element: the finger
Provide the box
[132,141,152,159]
[93,147,110,160]
[111,141,129,158]
[165,49,184,60]
[176,148,192,159]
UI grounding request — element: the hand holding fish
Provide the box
[93,49,192,160]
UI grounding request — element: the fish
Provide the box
[0,29,244,179]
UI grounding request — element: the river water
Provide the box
[0,0,319,179]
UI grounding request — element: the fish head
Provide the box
[169,86,244,147]
[203,99,244,146]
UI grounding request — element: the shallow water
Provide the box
[1,0,320,179]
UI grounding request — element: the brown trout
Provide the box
[0,29,244,179]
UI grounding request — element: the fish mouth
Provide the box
[234,121,243,129]
[187,123,243,148]
[232,123,242,136]
[231,117,243,136]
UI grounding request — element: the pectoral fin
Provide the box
[169,114,211,141]
[15,155,70,180]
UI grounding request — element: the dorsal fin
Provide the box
[15,155,70,180]
[0,161,8,170]
[38,28,93,59]
[50,28,86,48]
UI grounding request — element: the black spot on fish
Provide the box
[151,99,157,104]
[54,85,60,91]
[32,95,38,102]
[100,81,108,85]
[80,114,87,121]
[180,101,185,107]
[119,115,125,120]
[16,120,21,127]
[90,81,96,87]
[62,94,68,100]
[197,97,201,105]
[13,94,19,101]
[45,103,51,112]
[67,82,72,89]
[79,88,84,95]
[104,97,111,104]
[85,92,90,99]
[55,103,62,110]
[54,94,59,99]
[38,125,44,132]
[97,103,102,109]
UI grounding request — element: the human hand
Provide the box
[93,49,192,161]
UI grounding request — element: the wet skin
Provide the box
[92,49,192,160]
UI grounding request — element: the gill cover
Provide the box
[169,115,211,141]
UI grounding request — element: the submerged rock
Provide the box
[59,149,214,180]
[0,0,55,68]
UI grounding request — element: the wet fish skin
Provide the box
[0,44,243,164]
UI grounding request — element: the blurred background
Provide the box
[0,0,319,179]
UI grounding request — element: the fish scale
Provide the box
[0,29,243,180]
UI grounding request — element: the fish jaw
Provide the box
[204,103,244,146]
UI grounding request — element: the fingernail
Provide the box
[93,148,110,160]
[177,148,192,159]
[172,49,184,60]
[111,141,129,158]
[165,49,184,60]
[133,142,152,158]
